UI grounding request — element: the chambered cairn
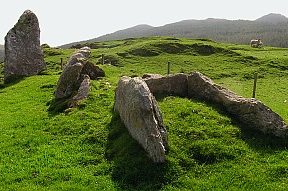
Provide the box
[114,72,287,163]
[4,10,46,83]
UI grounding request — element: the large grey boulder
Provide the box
[55,47,105,99]
[188,72,288,137]
[114,77,168,163]
[143,73,188,97]
[4,10,45,83]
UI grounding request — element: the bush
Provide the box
[129,47,160,57]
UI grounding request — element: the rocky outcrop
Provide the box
[55,47,105,99]
[4,10,45,83]
[143,73,188,97]
[187,72,288,137]
[114,77,168,163]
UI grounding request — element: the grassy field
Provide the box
[0,37,287,190]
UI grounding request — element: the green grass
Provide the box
[0,36,287,190]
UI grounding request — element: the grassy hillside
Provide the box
[0,37,288,190]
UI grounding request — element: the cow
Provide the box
[250,39,263,48]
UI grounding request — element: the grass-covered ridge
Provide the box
[0,37,288,190]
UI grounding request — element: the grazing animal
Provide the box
[250,39,263,48]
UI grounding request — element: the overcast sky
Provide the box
[1,0,287,46]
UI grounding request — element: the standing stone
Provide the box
[4,10,45,83]
[114,77,168,163]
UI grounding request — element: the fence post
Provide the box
[60,58,63,70]
[252,72,258,98]
[167,62,171,75]
[101,54,105,64]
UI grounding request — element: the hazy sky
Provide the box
[1,0,287,46]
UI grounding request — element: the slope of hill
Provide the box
[0,45,4,62]
[256,13,288,23]
[1,37,288,190]
[61,13,288,48]
[61,25,154,49]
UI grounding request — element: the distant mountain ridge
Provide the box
[256,13,288,23]
[61,13,288,48]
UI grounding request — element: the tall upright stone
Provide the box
[4,10,45,83]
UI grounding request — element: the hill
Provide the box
[60,13,288,48]
[0,45,4,62]
[62,24,154,48]
[1,37,288,190]
[256,13,288,23]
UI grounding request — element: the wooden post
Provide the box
[167,62,171,75]
[60,58,63,70]
[252,72,258,98]
[101,54,105,64]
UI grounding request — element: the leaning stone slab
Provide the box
[69,75,90,108]
[55,52,87,99]
[4,10,45,83]
[114,76,168,163]
[55,47,105,99]
[143,73,188,97]
[53,47,105,112]
[188,72,288,138]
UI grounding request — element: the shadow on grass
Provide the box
[0,76,25,89]
[105,113,170,191]
[239,124,288,153]
[192,98,288,152]
[46,97,70,117]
